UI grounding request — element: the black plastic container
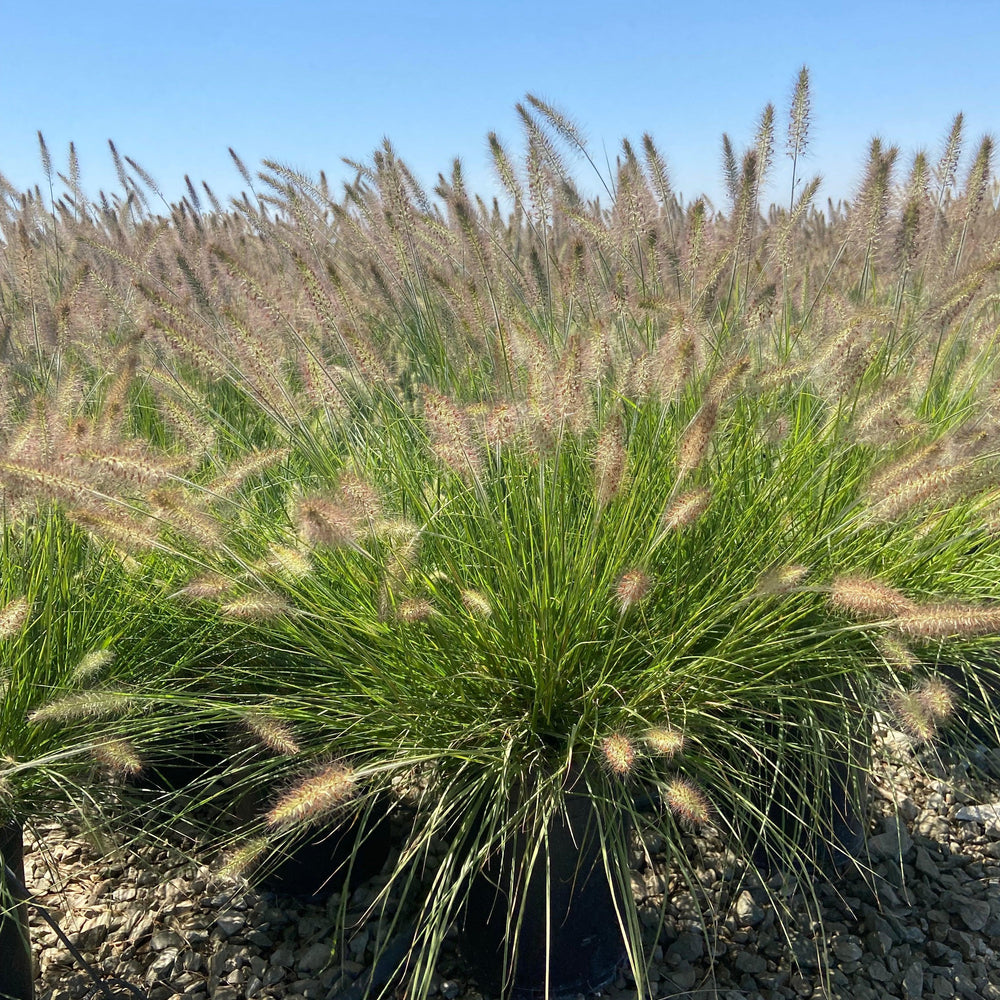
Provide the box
[258,801,393,900]
[0,821,32,1000]
[460,779,627,999]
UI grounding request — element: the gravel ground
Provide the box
[24,733,1000,1000]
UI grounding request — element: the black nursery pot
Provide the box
[257,800,393,900]
[0,821,33,1000]
[747,743,867,876]
[460,779,628,1000]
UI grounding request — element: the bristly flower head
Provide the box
[243,711,300,755]
[829,574,914,620]
[293,494,358,550]
[755,564,809,596]
[423,387,482,480]
[644,727,684,757]
[265,762,356,829]
[0,598,30,639]
[601,733,637,776]
[397,598,434,623]
[662,489,711,532]
[90,738,143,776]
[616,569,652,613]
[875,634,918,671]
[72,649,115,685]
[460,589,492,619]
[664,777,711,826]
[892,602,1000,640]
[594,415,627,507]
[266,544,312,579]
[676,400,718,479]
[219,837,272,881]
[219,593,292,622]
[916,678,955,722]
[173,573,234,601]
[891,690,937,743]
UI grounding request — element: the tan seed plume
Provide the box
[266,763,355,828]
[892,602,1000,640]
[601,733,637,776]
[0,598,30,639]
[829,575,914,620]
[662,489,711,531]
[616,569,652,612]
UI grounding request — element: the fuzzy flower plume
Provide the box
[829,574,914,620]
[266,544,312,579]
[460,589,492,619]
[0,598,30,639]
[755,564,809,596]
[891,691,937,742]
[67,508,161,554]
[664,777,712,826]
[293,494,358,550]
[616,569,652,612]
[644,728,684,757]
[676,401,718,479]
[892,602,1000,640]
[594,416,627,507]
[423,387,482,480]
[29,690,135,724]
[219,837,272,881]
[397,598,434,623]
[337,473,382,526]
[266,763,356,829]
[209,448,291,497]
[662,489,711,532]
[917,678,956,722]
[601,733,637,776]
[72,649,115,685]
[90,738,143,776]
[243,711,300,755]
[173,573,234,601]
[876,634,918,671]
[483,402,522,450]
[219,593,292,622]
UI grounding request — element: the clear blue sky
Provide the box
[3,0,998,212]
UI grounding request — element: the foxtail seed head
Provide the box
[892,691,937,742]
[219,593,292,622]
[0,598,30,639]
[72,649,115,685]
[397,598,434,623]
[266,763,356,829]
[29,690,135,724]
[664,777,711,826]
[601,733,637,776]
[90,738,143,776]
[829,575,914,620]
[662,489,711,531]
[293,494,358,550]
[755,564,809,596]
[243,712,300,755]
[266,545,312,579]
[460,589,492,619]
[616,569,652,612]
[892,602,1000,640]
[174,573,234,601]
[219,837,272,881]
[676,401,718,479]
[917,678,955,721]
[875,634,918,671]
[644,728,684,757]
[594,417,627,507]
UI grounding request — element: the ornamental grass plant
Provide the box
[3,69,1000,997]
